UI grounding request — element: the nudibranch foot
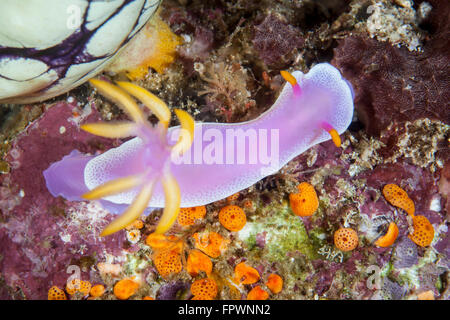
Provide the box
[82,79,194,236]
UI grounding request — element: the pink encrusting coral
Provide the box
[44,63,354,235]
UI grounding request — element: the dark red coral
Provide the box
[332,35,449,136]
[252,14,304,67]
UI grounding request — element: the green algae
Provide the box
[238,202,318,262]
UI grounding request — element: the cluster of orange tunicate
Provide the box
[382,183,434,247]
[49,279,106,300]
[146,233,183,279]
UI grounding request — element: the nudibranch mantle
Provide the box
[44,63,354,234]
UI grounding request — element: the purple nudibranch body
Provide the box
[44,63,354,215]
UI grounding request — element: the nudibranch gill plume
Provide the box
[44,63,354,236]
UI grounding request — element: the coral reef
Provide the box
[0,0,448,301]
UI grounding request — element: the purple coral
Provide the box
[381,278,407,300]
[393,237,418,269]
[332,36,449,136]
[252,14,304,66]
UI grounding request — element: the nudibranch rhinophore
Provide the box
[44,63,354,236]
[0,0,161,104]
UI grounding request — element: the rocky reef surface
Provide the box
[0,0,448,300]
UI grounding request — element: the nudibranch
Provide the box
[44,63,354,236]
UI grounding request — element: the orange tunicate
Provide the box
[178,206,207,226]
[334,227,358,251]
[374,222,399,247]
[186,249,213,276]
[48,286,67,300]
[243,199,253,209]
[90,284,105,298]
[382,184,415,216]
[247,286,269,300]
[79,280,92,296]
[417,290,435,300]
[65,279,81,295]
[266,274,283,294]
[153,247,183,278]
[146,233,181,251]
[125,219,144,230]
[409,215,434,247]
[234,262,260,285]
[289,182,319,217]
[227,192,240,202]
[142,296,155,300]
[113,278,139,300]
[193,232,230,258]
[190,278,218,300]
[219,205,247,232]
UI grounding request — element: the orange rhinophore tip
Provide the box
[374,222,399,247]
[289,182,319,217]
[334,227,358,251]
[153,247,183,278]
[193,232,230,258]
[382,184,415,216]
[113,278,139,300]
[321,121,341,147]
[190,278,218,300]
[90,284,105,298]
[186,249,213,276]
[219,205,247,232]
[409,215,434,247]
[177,206,206,226]
[247,286,269,300]
[266,274,283,294]
[280,70,297,86]
[234,262,260,285]
[48,286,67,300]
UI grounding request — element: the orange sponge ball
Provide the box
[289,182,319,217]
[266,274,283,294]
[409,215,434,247]
[48,286,67,300]
[186,249,213,276]
[334,227,358,251]
[190,278,218,300]
[247,286,269,300]
[113,278,139,300]
[193,232,230,258]
[234,262,260,285]
[219,205,247,232]
[382,184,415,216]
